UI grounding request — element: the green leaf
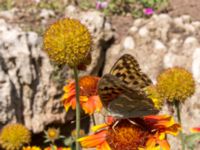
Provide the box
[44,139,50,143]
[185,133,200,148]
[59,135,66,139]
[63,137,74,146]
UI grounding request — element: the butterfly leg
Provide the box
[111,120,120,133]
[127,119,137,125]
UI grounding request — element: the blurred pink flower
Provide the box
[96,1,108,9]
[144,8,154,15]
[33,0,41,3]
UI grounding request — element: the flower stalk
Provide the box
[92,114,96,126]
[73,67,81,150]
[175,100,185,150]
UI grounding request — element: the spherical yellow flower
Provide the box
[156,67,195,102]
[43,18,92,67]
[0,123,31,150]
[145,85,163,109]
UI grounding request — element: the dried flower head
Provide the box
[0,123,31,150]
[157,67,195,102]
[106,120,150,150]
[43,18,92,67]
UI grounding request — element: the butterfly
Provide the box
[98,54,159,118]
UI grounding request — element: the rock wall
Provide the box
[0,6,114,133]
[0,18,63,133]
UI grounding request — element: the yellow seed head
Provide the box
[0,123,31,150]
[145,85,163,109]
[156,67,195,102]
[43,18,92,67]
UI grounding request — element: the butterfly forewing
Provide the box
[110,54,152,89]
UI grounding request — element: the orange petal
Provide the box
[63,82,75,92]
[92,123,109,132]
[190,127,200,133]
[71,97,76,109]
[81,97,95,115]
[97,141,111,150]
[146,137,157,149]
[157,140,170,150]
[91,96,102,112]
[81,96,102,115]
[105,116,116,124]
[144,115,173,127]
[63,101,72,112]
[144,115,181,136]
[61,90,76,101]
[78,130,107,148]
[80,96,89,102]
[165,123,181,136]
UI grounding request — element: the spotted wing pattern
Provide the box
[98,54,158,118]
[110,54,152,89]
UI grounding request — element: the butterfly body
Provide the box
[98,54,159,118]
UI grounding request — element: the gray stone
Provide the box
[123,36,135,50]
[192,48,200,83]
[138,26,149,37]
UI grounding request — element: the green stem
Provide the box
[175,101,185,150]
[51,144,55,150]
[91,114,96,126]
[73,67,81,150]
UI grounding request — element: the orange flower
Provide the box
[22,146,41,150]
[190,127,200,133]
[44,145,71,150]
[62,76,102,115]
[79,115,181,150]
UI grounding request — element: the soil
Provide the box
[1,0,200,41]
[169,0,200,20]
[110,0,200,42]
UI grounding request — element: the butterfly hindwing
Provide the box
[108,94,158,118]
[98,74,125,107]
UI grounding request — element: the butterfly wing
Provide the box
[98,54,158,118]
[98,74,158,118]
[110,54,152,89]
